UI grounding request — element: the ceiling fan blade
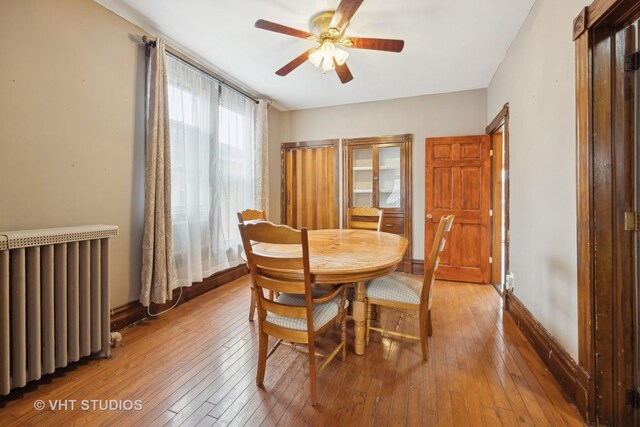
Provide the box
[329,0,364,31]
[334,59,354,84]
[344,37,405,52]
[255,19,314,40]
[276,50,312,76]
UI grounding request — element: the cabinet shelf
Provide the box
[353,189,373,193]
[353,166,373,171]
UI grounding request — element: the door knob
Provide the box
[426,213,433,219]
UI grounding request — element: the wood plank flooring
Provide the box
[0,275,585,426]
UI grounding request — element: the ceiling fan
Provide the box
[254,0,404,84]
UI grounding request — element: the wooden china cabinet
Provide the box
[343,134,412,272]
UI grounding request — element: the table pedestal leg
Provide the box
[353,281,366,355]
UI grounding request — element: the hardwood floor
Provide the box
[0,275,585,426]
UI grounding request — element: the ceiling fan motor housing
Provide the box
[309,10,342,40]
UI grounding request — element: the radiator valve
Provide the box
[109,331,122,347]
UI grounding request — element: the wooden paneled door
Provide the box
[425,135,491,283]
[281,140,339,229]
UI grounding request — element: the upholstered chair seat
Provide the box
[266,294,348,331]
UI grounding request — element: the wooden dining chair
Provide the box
[364,214,454,360]
[237,209,267,321]
[348,207,383,231]
[237,208,267,224]
[239,221,348,406]
[347,207,384,318]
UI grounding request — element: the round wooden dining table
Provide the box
[249,229,409,355]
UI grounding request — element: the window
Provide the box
[166,54,255,287]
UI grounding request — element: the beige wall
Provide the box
[0,0,147,308]
[267,90,487,259]
[267,107,285,222]
[487,0,590,359]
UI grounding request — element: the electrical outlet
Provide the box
[506,271,514,292]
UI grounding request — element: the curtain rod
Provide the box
[143,36,259,105]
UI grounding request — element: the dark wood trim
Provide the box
[110,264,248,331]
[485,103,509,134]
[343,134,413,146]
[110,300,147,332]
[587,0,618,27]
[280,139,340,149]
[573,8,588,41]
[586,0,640,29]
[505,291,585,406]
[574,26,595,423]
[411,259,424,276]
[486,104,510,302]
[404,134,413,274]
[280,145,286,225]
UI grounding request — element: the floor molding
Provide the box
[505,291,586,406]
[110,264,249,331]
[411,259,424,275]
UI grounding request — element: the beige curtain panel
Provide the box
[140,38,176,307]
[254,99,269,213]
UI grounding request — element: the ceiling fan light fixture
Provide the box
[321,56,336,72]
[308,41,341,72]
[309,40,349,72]
[309,48,323,67]
[334,47,349,66]
[321,41,336,63]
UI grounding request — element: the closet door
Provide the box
[281,140,339,229]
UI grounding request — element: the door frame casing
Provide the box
[574,1,640,424]
[486,103,510,295]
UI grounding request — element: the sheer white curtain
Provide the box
[166,55,255,288]
[215,88,255,258]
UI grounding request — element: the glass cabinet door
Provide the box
[378,146,402,208]
[351,148,373,207]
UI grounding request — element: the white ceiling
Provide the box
[96,0,535,111]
